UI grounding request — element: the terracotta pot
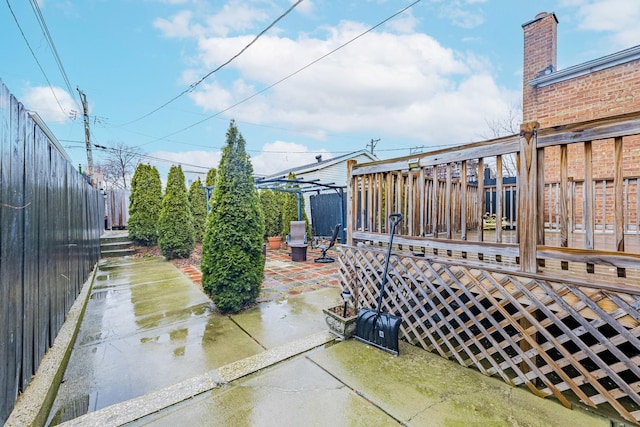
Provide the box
[267,236,282,249]
[323,305,358,340]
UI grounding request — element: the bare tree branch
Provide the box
[95,142,144,190]
[480,104,522,177]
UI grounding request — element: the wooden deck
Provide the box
[340,113,640,424]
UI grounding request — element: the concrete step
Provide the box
[100,241,134,251]
[100,248,137,258]
[100,234,131,244]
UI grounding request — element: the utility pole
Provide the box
[368,138,380,155]
[77,87,95,187]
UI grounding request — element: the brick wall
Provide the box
[522,12,557,123]
[523,12,640,230]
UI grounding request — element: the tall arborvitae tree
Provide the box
[205,168,217,186]
[280,172,311,239]
[260,189,283,238]
[204,167,217,215]
[128,163,162,245]
[201,121,265,313]
[157,165,195,259]
[189,177,207,242]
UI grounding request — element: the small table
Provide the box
[290,245,307,262]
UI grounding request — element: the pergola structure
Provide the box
[254,176,347,242]
[202,176,347,241]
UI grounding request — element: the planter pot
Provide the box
[267,236,282,249]
[323,305,358,340]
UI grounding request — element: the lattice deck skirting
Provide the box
[339,245,640,424]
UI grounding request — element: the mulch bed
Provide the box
[131,242,202,269]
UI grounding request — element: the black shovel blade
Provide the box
[354,308,401,355]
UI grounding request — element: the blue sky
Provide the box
[2,0,640,182]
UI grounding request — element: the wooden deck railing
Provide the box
[341,111,640,424]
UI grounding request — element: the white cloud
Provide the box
[293,0,315,17]
[204,2,268,37]
[148,141,329,178]
[385,8,419,34]
[435,0,485,29]
[181,19,514,147]
[154,1,269,38]
[573,0,640,49]
[154,10,199,38]
[250,141,331,176]
[22,85,75,124]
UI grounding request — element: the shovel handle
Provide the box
[375,213,403,314]
[389,213,403,229]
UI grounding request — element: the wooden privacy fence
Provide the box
[105,188,130,229]
[0,83,103,424]
[340,112,640,424]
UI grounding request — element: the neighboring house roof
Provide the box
[529,44,640,88]
[259,149,378,180]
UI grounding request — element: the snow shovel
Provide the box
[355,213,403,355]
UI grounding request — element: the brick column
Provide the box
[522,12,558,122]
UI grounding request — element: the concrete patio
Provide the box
[6,243,619,426]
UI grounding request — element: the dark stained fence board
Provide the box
[22,115,36,391]
[5,92,25,415]
[0,75,11,425]
[0,82,102,425]
[35,127,50,373]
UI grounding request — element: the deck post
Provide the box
[559,145,569,269]
[614,137,626,277]
[346,160,356,246]
[476,158,484,260]
[518,121,540,273]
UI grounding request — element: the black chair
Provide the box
[312,223,341,263]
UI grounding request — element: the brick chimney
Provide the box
[522,12,558,122]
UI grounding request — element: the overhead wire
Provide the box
[62,142,212,170]
[120,0,305,127]
[62,137,458,160]
[28,0,79,107]
[5,0,69,116]
[139,0,422,147]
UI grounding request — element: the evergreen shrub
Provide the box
[157,165,195,259]
[201,121,265,313]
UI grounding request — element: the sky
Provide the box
[2,0,640,184]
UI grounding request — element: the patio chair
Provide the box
[312,223,341,263]
[286,221,308,261]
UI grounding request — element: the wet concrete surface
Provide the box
[45,254,614,427]
[129,355,398,427]
[231,288,339,349]
[47,257,266,425]
[127,339,610,426]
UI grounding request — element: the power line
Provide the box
[64,142,211,170]
[142,0,422,146]
[28,0,78,107]
[62,139,459,159]
[120,0,305,126]
[5,0,68,116]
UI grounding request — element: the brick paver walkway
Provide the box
[180,245,340,302]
